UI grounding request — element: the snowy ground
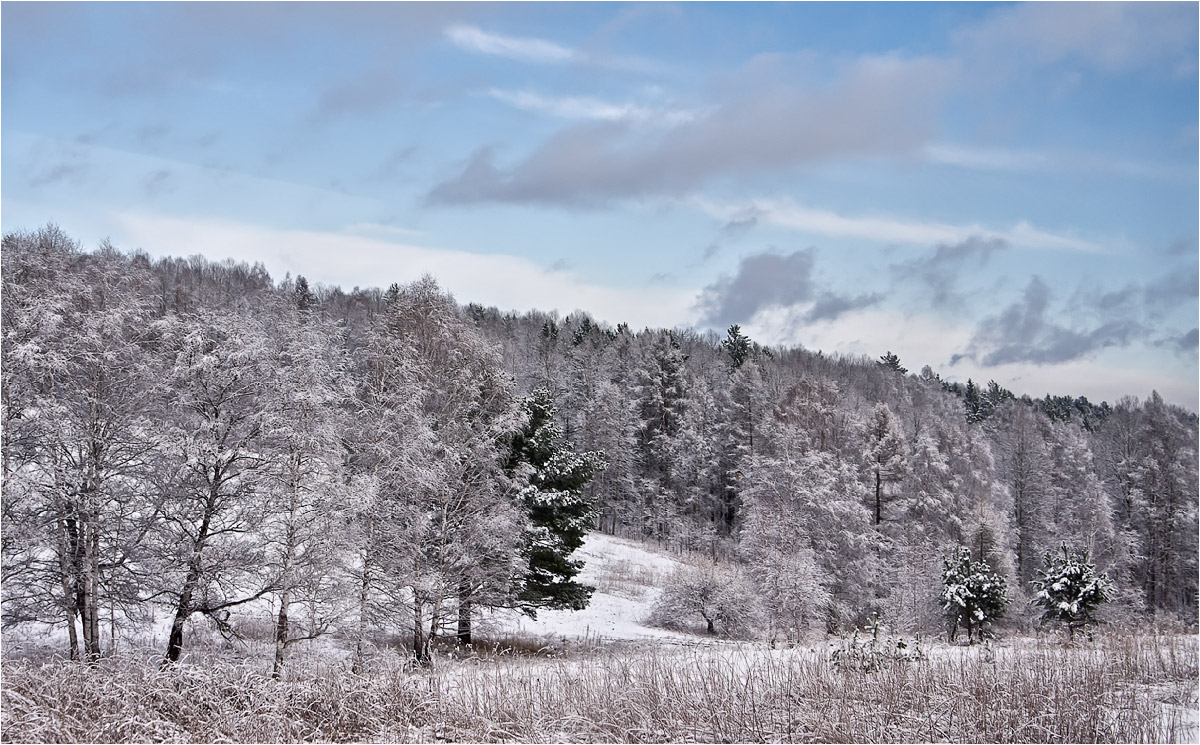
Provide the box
[476,532,700,644]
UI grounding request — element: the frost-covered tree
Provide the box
[506,388,605,618]
[635,331,691,540]
[864,402,908,525]
[1,229,163,659]
[739,438,832,639]
[373,277,525,662]
[648,560,763,638]
[940,546,1009,643]
[156,310,278,663]
[744,413,877,631]
[1030,543,1113,640]
[261,294,354,678]
[990,403,1053,586]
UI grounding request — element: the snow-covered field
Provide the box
[4,530,1198,743]
[479,532,698,644]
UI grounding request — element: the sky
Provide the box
[2,2,1197,410]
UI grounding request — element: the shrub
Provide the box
[648,560,763,638]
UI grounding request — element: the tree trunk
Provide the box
[272,584,291,680]
[164,577,196,664]
[413,596,431,667]
[81,516,101,661]
[273,487,299,680]
[57,512,80,660]
[457,591,473,646]
[351,507,375,675]
[60,570,80,660]
[874,470,882,525]
[164,489,215,664]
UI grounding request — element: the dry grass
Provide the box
[2,632,1195,743]
[592,557,664,600]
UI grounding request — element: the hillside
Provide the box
[485,532,693,644]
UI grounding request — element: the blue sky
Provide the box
[3,2,1197,409]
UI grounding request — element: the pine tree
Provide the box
[864,403,908,525]
[940,546,1009,643]
[879,351,907,375]
[964,379,983,423]
[722,325,753,369]
[1031,543,1114,640]
[507,388,605,616]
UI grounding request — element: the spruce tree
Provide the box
[1031,543,1113,641]
[940,546,1009,643]
[722,324,753,369]
[507,388,606,616]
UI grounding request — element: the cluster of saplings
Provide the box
[649,541,1114,644]
[2,226,1196,673]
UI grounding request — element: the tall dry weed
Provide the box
[2,632,1195,743]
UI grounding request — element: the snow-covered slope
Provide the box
[480,532,695,643]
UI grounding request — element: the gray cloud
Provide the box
[25,144,91,188]
[699,250,816,327]
[721,208,760,237]
[693,243,722,265]
[429,54,953,205]
[1078,265,1198,322]
[694,208,761,266]
[142,168,176,196]
[803,291,883,323]
[697,249,881,328]
[891,235,1008,309]
[1171,328,1199,353]
[955,274,1190,367]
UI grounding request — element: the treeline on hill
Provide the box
[2,226,1197,668]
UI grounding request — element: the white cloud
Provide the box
[445,24,576,64]
[924,144,1193,182]
[692,197,1104,253]
[114,213,699,331]
[486,89,702,126]
[923,144,1050,172]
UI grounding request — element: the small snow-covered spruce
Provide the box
[940,546,1009,644]
[1030,543,1114,641]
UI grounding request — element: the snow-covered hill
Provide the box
[480,532,696,643]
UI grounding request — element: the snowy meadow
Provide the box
[3,532,1197,743]
[3,628,1196,742]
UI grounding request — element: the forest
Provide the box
[0,223,1190,739]
[4,223,1195,739]
[1,225,1198,741]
